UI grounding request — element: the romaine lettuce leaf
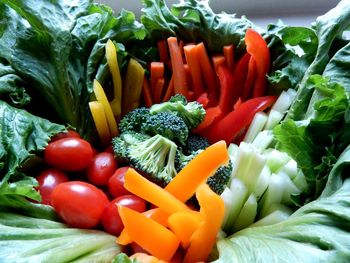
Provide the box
[214,145,350,263]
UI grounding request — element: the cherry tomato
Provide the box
[108,167,131,198]
[51,181,109,228]
[101,195,146,235]
[44,138,93,171]
[87,152,117,186]
[51,130,81,142]
[36,168,69,205]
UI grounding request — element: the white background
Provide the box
[99,0,341,26]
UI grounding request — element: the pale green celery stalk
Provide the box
[243,112,268,143]
[277,170,302,205]
[251,130,274,150]
[264,149,291,173]
[223,178,249,233]
[251,207,292,228]
[292,170,308,192]
[220,187,234,226]
[252,166,271,201]
[271,89,297,113]
[233,194,258,232]
[264,110,284,130]
[230,142,255,181]
[259,173,287,218]
[277,159,298,180]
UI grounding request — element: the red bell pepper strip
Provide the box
[245,29,270,97]
[142,77,153,108]
[196,92,209,109]
[231,52,250,103]
[167,37,190,98]
[150,62,164,98]
[206,96,277,144]
[216,65,235,115]
[242,57,257,100]
[194,106,223,134]
[223,44,235,71]
[157,40,169,63]
[212,55,226,70]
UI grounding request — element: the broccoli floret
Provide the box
[141,112,189,146]
[175,149,203,172]
[112,131,150,163]
[185,134,210,154]
[206,161,233,195]
[119,107,150,133]
[112,132,178,186]
[150,95,206,129]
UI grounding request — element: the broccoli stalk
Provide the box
[150,95,206,129]
[112,132,178,185]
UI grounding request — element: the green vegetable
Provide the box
[214,145,350,263]
[185,134,210,155]
[206,161,233,195]
[150,94,206,129]
[113,133,178,185]
[112,253,138,263]
[119,107,151,134]
[141,112,189,146]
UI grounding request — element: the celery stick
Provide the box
[251,130,274,150]
[233,194,258,231]
[241,152,266,194]
[277,159,298,180]
[223,178,248,233]
[220,187,234,225]
[271,89,296,113]
[292,170,308,192]
[265,149,291,173]
[259,173,286,218]
[243,112,268,143]
[251,208,292,227]
[264,110,284,130]
[277,170,301,205]
[252,166,271,201]
[231,142,254,180]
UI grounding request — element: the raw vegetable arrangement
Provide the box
[1,0,350,262]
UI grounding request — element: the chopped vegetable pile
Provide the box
[1,0,350,262]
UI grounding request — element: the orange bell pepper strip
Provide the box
[245,29,270,97]
[167,37,189,98]
[183,184,225,263]
[184,44,205,98]
[118,206,180,261]
[168,210,203,249]
[124,168,191,214]
[118,208,170,246]
[165,140,229,202]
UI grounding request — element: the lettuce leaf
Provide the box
[214,145,350,263]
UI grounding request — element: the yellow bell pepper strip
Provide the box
[164,140,229,202]
[93,79,118,137]
[124,168,191,214]
[105,39,122,119]
[183,184,225,263]
[118,205,180,261]
[88,101,111,145]
[122,58,145,116]
[117,208,170,246]
[168,210,203,249]
[130,253,167,263]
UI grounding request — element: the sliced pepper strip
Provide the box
[207,96,277,144]
[245,29,270,97]
[118,205,180,261]
[217,65,235,115]
[231,52,250,103]
[183,184,225,263]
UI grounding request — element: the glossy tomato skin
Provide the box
[50,130,81,142]
[44,138,93,171]
[101,195,146,235]
[87,152,117,186]
[51,181,109,228]
[36,168,69,205]
[108,167,131,198]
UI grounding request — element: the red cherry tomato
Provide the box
[51,130,81,142]
[108,167,130,198]
[87,152,117,186]
[51,181,109,228]
[44,138,93,171]
[101,195,146,235]
[36,168,69,205]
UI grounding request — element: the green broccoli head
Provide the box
[141,112,189,146]
[150,95,206,129]
[185,134,210,154]
[112,132,178,186]
[119,107,150,133]
[206,160,233,195]
[175,149,203,172]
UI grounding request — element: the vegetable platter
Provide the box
[0,0,350,262]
